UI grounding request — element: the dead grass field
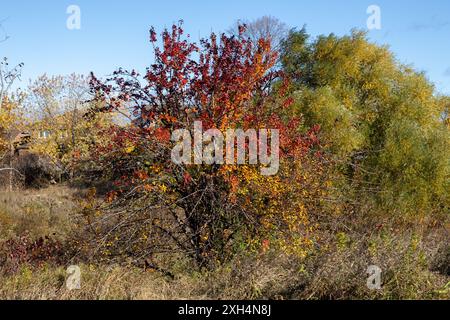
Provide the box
[0,186,448,300]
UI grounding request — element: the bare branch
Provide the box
[228,15,289,51]
[0,57,24,109]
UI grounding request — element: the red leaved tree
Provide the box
[84,21,328,270]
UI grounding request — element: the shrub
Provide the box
[82,22,332,270]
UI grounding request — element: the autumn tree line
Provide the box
[0,17,448,280]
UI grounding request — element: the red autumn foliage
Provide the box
[0,233,65,274]
[85,21,326,269]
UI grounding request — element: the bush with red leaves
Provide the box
[0,233,65,274]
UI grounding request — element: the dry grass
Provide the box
[0,246,448,300]
[0,186,77,242]
[0,264,199,300]
[0,259,293,300]
[0,185,448,300]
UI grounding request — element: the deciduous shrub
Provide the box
[83,22,332,270]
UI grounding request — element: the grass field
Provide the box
[0,186,448,300]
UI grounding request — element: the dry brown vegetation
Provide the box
[0,185,448,300]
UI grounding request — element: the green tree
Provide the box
[280,30,449,216]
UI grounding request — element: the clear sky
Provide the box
[1,0,450,94]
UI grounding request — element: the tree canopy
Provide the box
[280,29,449,215]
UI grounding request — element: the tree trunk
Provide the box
[9,139,13,191]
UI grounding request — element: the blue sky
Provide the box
[1,0,450,94]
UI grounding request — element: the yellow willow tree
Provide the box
[281,30,450,217]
